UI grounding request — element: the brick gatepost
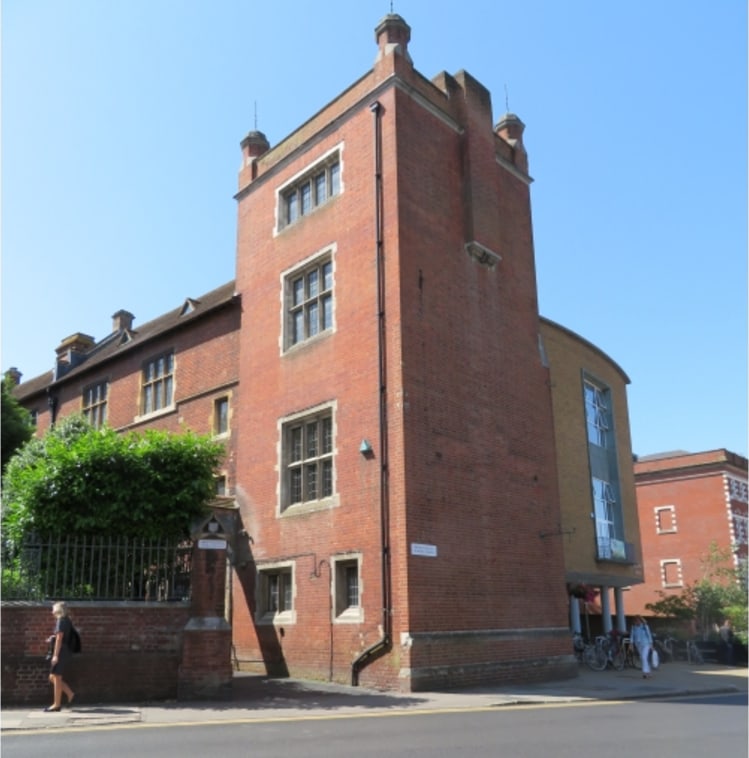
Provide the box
[177,513,234,700]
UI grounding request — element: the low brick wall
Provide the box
[1,601,191,706]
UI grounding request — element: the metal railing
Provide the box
[1,535,192,602]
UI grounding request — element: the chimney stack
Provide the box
[112,309,135,332]
[4,367,22,386]
[54,332,95,378]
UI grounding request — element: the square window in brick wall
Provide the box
[333,556,362,622]
[214,396,229,436]
[256,564,295,624]
[142,351,174,414]
[281,407,335,512]
[277,150,341,231]
[284,254,334,350]
[83,380,108,428]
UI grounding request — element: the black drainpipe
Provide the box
[351,100,392,685]
[46,389,59,427]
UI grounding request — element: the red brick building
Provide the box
[8,14,644,691]
[10,282,240,496]
[626,450,748,619]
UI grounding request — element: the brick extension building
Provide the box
[625,450,748,619]
[8,14,644,691]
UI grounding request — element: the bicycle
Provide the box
[572,632,586,663]
[621,637,641,669]
[584,632,625,671]
[653,635,675,663]
[686,640,704,664]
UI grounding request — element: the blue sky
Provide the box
[2,0,746,457]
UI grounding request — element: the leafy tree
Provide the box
[644,592,694,621]
[1,378,33,471]
[2,415,225,545]
[646,542,747,641]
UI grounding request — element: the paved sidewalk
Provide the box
[2,662,746,732]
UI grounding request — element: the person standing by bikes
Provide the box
[631,616,654,679]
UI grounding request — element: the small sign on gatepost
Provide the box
[193,513,230,549]
[198,538,227,550]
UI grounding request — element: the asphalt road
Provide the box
[2,692,746,758]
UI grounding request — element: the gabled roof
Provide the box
[14,280,238,401]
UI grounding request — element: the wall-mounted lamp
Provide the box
[359,439,373,455]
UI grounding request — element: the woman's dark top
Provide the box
[50,616,72,674]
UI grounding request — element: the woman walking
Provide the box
[631,615,654,679]
[45,601,76,711]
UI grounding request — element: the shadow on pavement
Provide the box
[152,674,432,714]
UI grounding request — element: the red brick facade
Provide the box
[626,450,748,619]
[230,17,572,691]
[13,283,240,493]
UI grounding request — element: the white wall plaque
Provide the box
[410,543,437,557]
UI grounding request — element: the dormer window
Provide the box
[181,299,198,316]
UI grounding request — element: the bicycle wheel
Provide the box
[689,643,704,664]
[584,645,607,671]
[611,648,625,671]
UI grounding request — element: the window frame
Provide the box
[279,402,338,515]
[214,396,230,437]
[82,380,108,429]
[332,555,363,623]
[592,476,617,559]
[660,558,683,588]
[256,562,295,625]
[141,351,175,416]
[276,147,342,232]
[584,379,611,448]
[283,250,335,351]
[655,505,677,534]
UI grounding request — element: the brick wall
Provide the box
[17,301,240,493]
[20,298,240,440]
[1,602,190,705]
[626,451,748,617]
